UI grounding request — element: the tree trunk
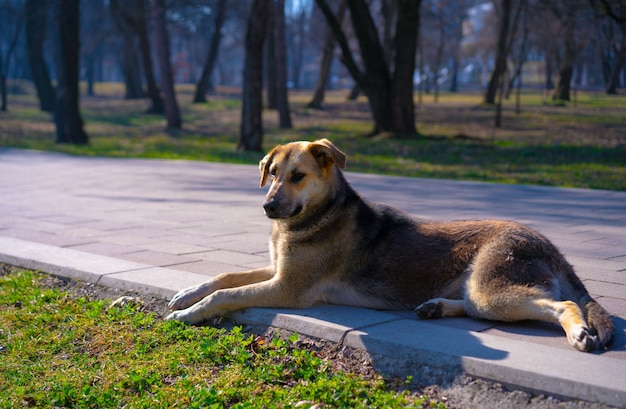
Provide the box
[0,74,6,112]
[265,10,277,109]
[553,64,574,101]
[25,0,56,113]
[433,10,445,103]
[449,12,464,93]
[238,0,271,152]
[346,0,392,134]
[290,9,307,89]
[317,0,419,136]
[484,0,512,104]
[110,0,144,99]
[193,0,227,103]
[150,0,181,129]
[134,0,164,113]
[347,84,361,100]
[449,53,459,93]
[122,31,145,99]
[553,24,577,101]
[308,0,347,109]
[506,2,529,100]
[54,0,88,145]
[273,0,292,128]
[390,0,419,135]
[85,50,96,96]
[0,8,23,111]
[545,53,554,90]
[606,30,626,94]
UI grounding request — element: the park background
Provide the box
[0,0,625,190]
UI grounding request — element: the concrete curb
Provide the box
[1,238,624,408]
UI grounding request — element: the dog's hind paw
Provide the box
[415,302,443,319]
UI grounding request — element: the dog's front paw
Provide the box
[165,310,188,322]
[166,306,215,326]
[415,302,443,319]
[568,324,596,352]
[168,287,201,311]
[165,308,203,325]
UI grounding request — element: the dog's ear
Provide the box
[309,139,346,170]
[259,150,276,187]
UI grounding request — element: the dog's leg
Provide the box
[166,277,309,325]
[464,287,596,352]
[168,267,274,311]
[415,298,466,319]
[530,299,596,352]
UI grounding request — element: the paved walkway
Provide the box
[1,148,624,407]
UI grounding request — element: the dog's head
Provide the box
[259,138,346,219]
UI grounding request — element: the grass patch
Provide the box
[0,267,443,408]
[0,84,624,191]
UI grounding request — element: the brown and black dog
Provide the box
[167,138,614,352]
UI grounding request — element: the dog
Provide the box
[166,138,614,352]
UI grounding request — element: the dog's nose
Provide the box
[263,199,279,215]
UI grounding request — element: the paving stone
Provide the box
[192,249,269,266]
[116,250,202,267]
[2,150,626,407]
[583,280,626,300]
[0,237,148,283]
[171,260,241,277]
[343,319,626,408]
[232,305,403,344]
[66,241,143,257]
[99,267,208,300]
[137,240,212,256]
[596,296,626,319]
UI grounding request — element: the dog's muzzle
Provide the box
[263,199,280,218]
[263,199,302,219]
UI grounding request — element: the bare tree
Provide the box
[590,0,626,94]
[274,0,292,128]
[265,7,277,109]
[287,3,310,89]
[25,0,55,113]
[193,0,227,103]
[448,1,473,92]
[110,0,144,99]
[150,0,181,129]
[592,0,626,24]
[506,0,530,114]
[111,0,164,112]
[54,0,88,145]
[539,0,591,101]
[307,0,347,109]
[238,0,271,152]
[431,1,447,103]
[134,0,164,113]
[0,2,23,111]
[484,0,512,104]
[81,1,114,97]
[316,0,421,136]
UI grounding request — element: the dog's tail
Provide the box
[563,264,614,349]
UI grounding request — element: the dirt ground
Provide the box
[10,267,612,409]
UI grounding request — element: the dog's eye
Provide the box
[291,172,305,183]
[269,168,277,177]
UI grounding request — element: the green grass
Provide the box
[0,268,442,408]
[1,83,625,190]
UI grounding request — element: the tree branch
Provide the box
[315,0,365,85]
[589,0,626,24]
